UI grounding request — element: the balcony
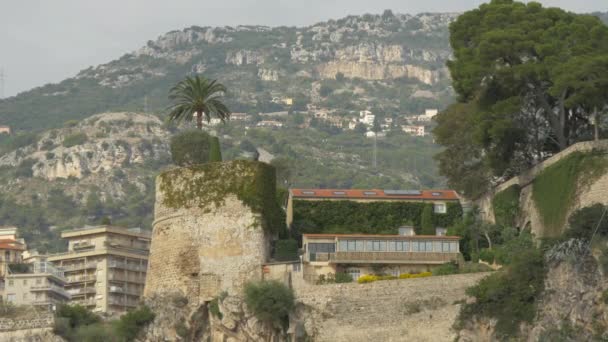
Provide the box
[108,262,147,272]
[66,274,96,283]
[306,251,461,265]
[108,273,146,284]
[71,298,96,307]
[66,287,96,296]
[109,286,142,296]
[61,263,97,272]
[72,242,95,250]
[108,296,140,307]
[30,285,70,298]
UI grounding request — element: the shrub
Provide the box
[15,158,35,178]
[114,306,155,341]
[209,136,222,162]
[420,204,435,235]
[334,272,353,283]
[434,262,459,276]
[244,280,295,329]
[457,247,546,338]
[274,239,298,261]
[170,130,212,166]
[54,304,102,340]
[478,248,495,264]
[357,275,378,283]
[564,204,608,240]
[209,297,223,319]
[62,133,88,147]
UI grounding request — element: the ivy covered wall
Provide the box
[292,200,462,235]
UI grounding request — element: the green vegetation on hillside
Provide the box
[244,280,295,330]
[532,151,608,236]
[492,185,520,227]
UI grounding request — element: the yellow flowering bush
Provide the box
[357,275,378,283]
[399,272,432,279]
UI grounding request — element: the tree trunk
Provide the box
[594,108,599,141]
[196,111,203,129]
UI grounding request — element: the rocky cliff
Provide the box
[0,11,456,132]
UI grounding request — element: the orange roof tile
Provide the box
[290,188,459,201]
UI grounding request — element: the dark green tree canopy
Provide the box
[435,0,608,198]
[167,76,231,129]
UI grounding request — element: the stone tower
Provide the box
[144,161,282,304]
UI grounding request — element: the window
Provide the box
[309,243,335,253]
[432,192,442,196]
[8,280,13,286]
[450,242,459,252]
[355,240,364,251]
[6,294,15,303]
[333,191,346,195]
[363,191,377,196]
[434,203,447,214]
[426,241,433,252]
[302,191,315,195]
[292,263,301,272]
[347,240,356,251]
[346,268,360,280]
[403,241,410,252]
[442,242,451,252]
[366,240,372,251]
[371,241,386,251]
[339,240,347,251]
[434,241,441,252]
[412,241,433,252]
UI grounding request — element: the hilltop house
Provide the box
[402,125,425,137]
[0,126,11,135]
[302,228,461,282]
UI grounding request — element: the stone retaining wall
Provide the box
[295,272,489,342]
[0,314,54,331]
[476,140,608,237]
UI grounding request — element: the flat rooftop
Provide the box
[290,189,459,201]
[303,233,460,240]
[61,225,151,239]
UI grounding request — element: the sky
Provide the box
[0,0,606,98]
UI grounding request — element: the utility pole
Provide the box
[372,134,377,169]
[0,68,5,99]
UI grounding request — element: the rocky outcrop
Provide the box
[317,61,441,84]
[225,50,265,66]
[0,112,169,181]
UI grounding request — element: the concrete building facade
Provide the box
[4,262,69,309]
[48,226,150,315]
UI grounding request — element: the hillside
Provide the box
[0,11,456,132]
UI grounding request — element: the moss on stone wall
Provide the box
[292,200,462,234]
[158,160,285,234]
[532,151,608,236]
[492,185,521,227]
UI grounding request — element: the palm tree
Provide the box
[167,76,231,129]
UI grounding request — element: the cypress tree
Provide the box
[420,204,435,235]
[209,136,222,162]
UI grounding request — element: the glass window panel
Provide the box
[450,242,458,252]
[442,242,450,252]
[412,241,419,252]
[339,240,347,252]
[426,241,433,252]
[366,241,372,251]
[347,240,356,251]
[403,241,410,252]
[434,241,441,252]
[396,241,403,251]
[356,240,364,251]
[379,241,386,251]
[388,241,395,251]
[373,241,380,251]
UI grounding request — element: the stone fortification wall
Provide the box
[0,314,54,331]
[295,272,489,342]
[144,161,277,303]
[476,140,608,237]
[0,313,61,342]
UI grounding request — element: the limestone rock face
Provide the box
[0,112,169,181]
[144,161,273,303]
[225,50,265,66]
